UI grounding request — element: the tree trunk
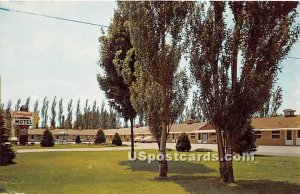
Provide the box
[215,125,235,183]
[159,84,168,178]
[159,121,168,177]
[130,118,134,159]
[215,127,227,182]
[225,147,234,183]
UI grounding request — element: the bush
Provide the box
[40,129,54,147]
[112,133,122,146]
[0,113,16,165]
[194,148,213,152]
[0,143,16,165]
[94,129,106,144]
[176,133,191,152]
[75,135,81,144]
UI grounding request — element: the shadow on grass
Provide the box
[163,175,300,194]
[120,161,300,194]
[119,160,217,174]
[0,187,6,193]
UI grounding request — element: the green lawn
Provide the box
[13,143,127,150]
[0,150,299,194]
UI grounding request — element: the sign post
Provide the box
[11,109,34,144]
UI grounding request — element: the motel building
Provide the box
[27,109,300,146]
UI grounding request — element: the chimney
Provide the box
[187,119,194,125]
[283,109,296,117]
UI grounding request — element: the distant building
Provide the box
[27,110,300,146]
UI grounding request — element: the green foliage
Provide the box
[0,111,16,165]
[94,129,106,144]
[65,99,73,129]
[112,132,122,146]
[40,129,54,147]
[41,97,49,129]
[120,1,193,142]
[97,7,137,122]
[233,124,257,156]
[255,86,283,117]
[75,135,81,144]
[50,96,57,128]
[188,1,299,182]
[176,133,191,152]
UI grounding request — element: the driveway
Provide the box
[17,142,300,157]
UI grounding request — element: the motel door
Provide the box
[197,133,201,144]
[172,134,176,143]
[296,130,300,145]
[285,130,293,145]
[202,133,207,143]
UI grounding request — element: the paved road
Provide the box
[17,142,300,157]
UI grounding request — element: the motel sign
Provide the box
[14,119,33,126]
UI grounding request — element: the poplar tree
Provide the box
[97,7,137,158]
[65,99,73,129]
[50,96,57,128]
[121,1,192,177]
[15,99,21,111]
[58,98,63,129]
[188,1,299,182]
[25,96,30,109]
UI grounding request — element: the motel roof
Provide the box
[251,115,300,129]
[27,115,300,136]
[28,122,208,136]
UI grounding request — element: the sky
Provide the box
[0,1,300,116]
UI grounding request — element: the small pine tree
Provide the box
[112,133,122,146]
[94,129,106,144]
[40,129,54,147]
[0,112,16,165]
[176,133,191,152]
[75,135,81,144]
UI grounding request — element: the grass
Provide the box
[0,150,299,194]
[13,143,127,150]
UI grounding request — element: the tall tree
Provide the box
[99,101,108,129]
[15,98,21,111]
[58,98,63,129]
[97,7,137,158]
[74,99,82,129]
[188,1,299,182]
[65,99,73,129]
[41,97,49,129]
[33,99,40,128]
[122,1,192,177]
[50,96,57,128]
[256,86,283,117]
[25,96,30,109]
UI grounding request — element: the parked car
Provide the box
[134,136,144,143]
[140,135,157,143]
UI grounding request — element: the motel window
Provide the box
[254,131,261,139]
[191,133,195,139]
[56,136,59,140]
[31,135,34,140]
[272,131,280,139]
[297,130,300,138]
[210,133,216,136]
[172,134,175,139]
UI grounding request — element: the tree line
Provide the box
[1,97,120,130]
[98,1,299,182]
